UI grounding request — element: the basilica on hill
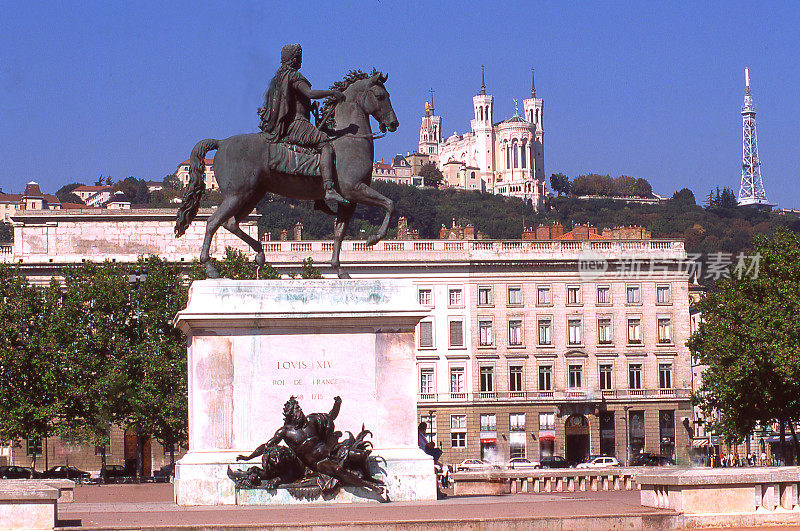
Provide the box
[419,68,546,209]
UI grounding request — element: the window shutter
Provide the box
[419,321,433,347]
[450,320,463,346]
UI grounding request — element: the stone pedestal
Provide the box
[173,279,435,505]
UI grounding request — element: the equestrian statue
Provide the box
[174,43,399,278]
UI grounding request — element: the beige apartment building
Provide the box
[175,158,218,190]
[255,234,693,467]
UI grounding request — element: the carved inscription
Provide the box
[272,357,338,402]
[276,360,333,370]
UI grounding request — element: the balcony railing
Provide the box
[416,388,690,403]
[255,238,686,261]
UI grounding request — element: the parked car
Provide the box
[629,452,658,466]
[153,463,175,483]
[0,465,39,479]
[100,464,136,483]
[506,457,540,470]
[40,465,91,482]
[539,455,571,469]
[456,459,501,472]
[630,453,675,467]
[576,456,620,468]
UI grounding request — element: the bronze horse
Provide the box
[174,70,398,279]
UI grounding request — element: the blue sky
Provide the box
[1,1,798,206]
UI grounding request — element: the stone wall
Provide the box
[11,208,258,264]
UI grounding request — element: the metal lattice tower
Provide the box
[738,67,769,206]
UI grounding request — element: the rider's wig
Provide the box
[280,43,302,65]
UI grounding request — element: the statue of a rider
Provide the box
[258,43,349,205]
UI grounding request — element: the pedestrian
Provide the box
[441,465,450,488]
[761,451,767,466]
[418,422,443,464]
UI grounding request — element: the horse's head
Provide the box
[354,72,399,133]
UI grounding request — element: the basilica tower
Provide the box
[471,66,495,187]
[418,89,442,165]
[522,68,545,185]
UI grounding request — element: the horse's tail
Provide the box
[175,138,219,237]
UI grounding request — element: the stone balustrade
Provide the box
[639,467,800,514]
[0,244,12,263]
[451,468,639,496]
[257,238,686,265]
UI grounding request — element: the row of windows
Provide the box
[419,315,673,348]
[423,412,555,448]
[500,139,533,170]
[420,362,674,394]
[420,284,672,308]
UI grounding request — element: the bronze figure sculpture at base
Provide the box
[227,396,386,501]
[174,43,399,279]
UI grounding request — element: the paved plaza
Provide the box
[56,484,680,530]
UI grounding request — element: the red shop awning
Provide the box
[480,438,497,444]
[539,434,555,442]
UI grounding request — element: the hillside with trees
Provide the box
[255,181,800,259]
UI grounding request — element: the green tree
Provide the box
[613,175,637,197]
[163,174,182,191]
[419,162,444,189]
[191,247,281,281]
[549,173,570,196]
[0,266,62,469]
[299,257,323,279]
[706,186,738,210]
[134,181,150,205]
[671,188,696,206]
[55,183,86,205]
[115,177,150,205]
[571,174,614,196]
[719,187,738,209]
[148,188,181,207]
[124,257,188,466]
[0,222,12,243]
[688,228,800,463]
[56,262,134,475]
[632,178,652,198]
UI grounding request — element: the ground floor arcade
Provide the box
[418,399,693,467]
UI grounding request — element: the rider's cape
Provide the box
[264,141,320,177]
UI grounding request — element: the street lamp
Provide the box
[623,406,630,466]
[127,268,147,481]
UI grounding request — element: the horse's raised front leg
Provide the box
[332,203,356,279]
[348,183,394,247]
